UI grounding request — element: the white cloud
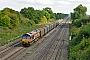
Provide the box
[58,0,70,5]
[37,0,53,4]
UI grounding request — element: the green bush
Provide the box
[0,15,11,27]
[80,23,90,38]
[73,19,82,27]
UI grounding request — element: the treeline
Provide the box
[20,7,55,24]
[70,4,90,60]
[55,13,68,20]
[20,7,68,24]
[0,7,68,30]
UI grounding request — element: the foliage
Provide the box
[70,19,90,60]
[42,10,50,20]
[0,15,11,27]
[20,7,56,24]
[9,13,20,29]
[20,7,35,23]
[43,7,55,19]
[33,10,44,24]
[72,19,82,27]
[41,16,47,25]
[70,4,87,20]
[80,23,90,38]
[70,4,90,60]
[69,38,90,60]
[0,8,32,29]
[70,22,90,46]
[0,7,35,30]
[70,26,80,46]
[27,20,35,26]
[55,13,68,20]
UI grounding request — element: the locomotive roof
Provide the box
[23,33,31,36]
[24,32,35,36]
[23,29,40,37]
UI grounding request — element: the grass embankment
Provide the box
[0,24,44,46]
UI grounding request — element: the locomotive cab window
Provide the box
[22,35,26,39]
[27,35,30,39]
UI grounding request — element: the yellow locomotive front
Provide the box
[22,34,32,45]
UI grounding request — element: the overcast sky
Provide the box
[0,0,90,14]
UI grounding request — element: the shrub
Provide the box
[73,19,82,27]
[0,15,11,27]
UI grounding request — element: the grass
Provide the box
[0,23,44,46]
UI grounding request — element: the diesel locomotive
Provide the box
[22,20,62,46]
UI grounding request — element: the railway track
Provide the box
[0,39,24,60]
[0,40,21,52]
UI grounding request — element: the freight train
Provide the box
[22,20,62,46]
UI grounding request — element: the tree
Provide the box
[55,13,68,20]
[0,15,11,27]
[41,16,47,25]
[71,4,87,20]
[9,13,20,28]
[43,7,55,19]
[74,4,87,16]
[33,10,44,24]
[20,7,44,24]
[42,10,50,20]
[20,7,35,21]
